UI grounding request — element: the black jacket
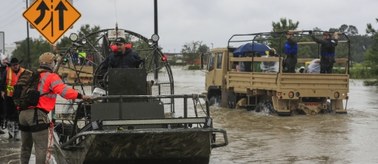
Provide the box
[311,36,338,57]
[103,49,142,69]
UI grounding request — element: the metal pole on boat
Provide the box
[153,0,159,80]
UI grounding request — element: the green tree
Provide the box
[338,24,359,35]
[56,24,101,53]
[12,37,52,68]
[365,18,378,79]
[77,24,101,44]
[271,18,299,33]
[56,36,72,53]
[12,24,101,68]
[181,41,209,65]
[270,18,299,53]
[349,35,372,63]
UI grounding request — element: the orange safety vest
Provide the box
[36,71,79,112]
[5,67,25,97]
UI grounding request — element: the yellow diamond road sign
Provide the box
[23,0,81,44]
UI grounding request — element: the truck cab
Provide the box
[205,48,228,105]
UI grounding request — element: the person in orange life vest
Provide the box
[0,57,25,139]
[102,37,142,69]
[18,52,91,164]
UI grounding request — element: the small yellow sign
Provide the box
[23,0,81,44]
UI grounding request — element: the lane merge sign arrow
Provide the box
[23,0,81,44]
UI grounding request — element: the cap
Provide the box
[10,57,22,66]
[114,37,126,43]
[39,52,57,65]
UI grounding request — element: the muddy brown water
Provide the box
[1,67,377,163]
[175,68,378,164]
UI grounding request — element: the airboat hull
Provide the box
[54,129,215,164]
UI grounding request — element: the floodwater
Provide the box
[1,67,378,164]
[174,67,378,164]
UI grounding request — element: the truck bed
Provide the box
[226,71,349,99]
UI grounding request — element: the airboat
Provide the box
[51,28,228,164]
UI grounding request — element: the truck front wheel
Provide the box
[207,89,221,106]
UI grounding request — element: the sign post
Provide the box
[23,0,81,44]
[0,32,4,54]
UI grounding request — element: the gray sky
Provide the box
[0,0,377,53]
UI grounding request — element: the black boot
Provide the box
[7,121,14,139]
[0,120,5,134]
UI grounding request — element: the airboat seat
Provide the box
[91,101,165,120]
[107,68,147,95]
[91,68,165,121]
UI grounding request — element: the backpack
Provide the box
[13,69,42,110]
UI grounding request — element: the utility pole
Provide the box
[26,0,31,68]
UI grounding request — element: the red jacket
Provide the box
[36,71,79,112]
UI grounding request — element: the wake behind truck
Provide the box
[205,31,350,116]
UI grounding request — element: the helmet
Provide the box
[39,52,57,65]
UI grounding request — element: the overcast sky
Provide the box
[0,0,377,53]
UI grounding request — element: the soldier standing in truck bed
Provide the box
[283,31,298,73]
[311,31,339,73]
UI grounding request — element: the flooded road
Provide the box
[172,67,378,164]
[1,67,378,163]
[211,80,378,163]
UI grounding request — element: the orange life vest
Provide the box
[5,67,25,97]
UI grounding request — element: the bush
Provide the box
[363,80,378,86]
[187,65,201,70]
[349,64,375,79]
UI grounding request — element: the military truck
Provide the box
[205,31,350,115]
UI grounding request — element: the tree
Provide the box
[365,18,378,79]
[56,37,72,53]
[270,18,299,53]
[349,35,372,63]
[77,24,101,43]
[366,18,378,34]
[12,37,52,68]
[56,24,101,51]
[11,24,101,68]
[338,24,359,35]
[181,41,210,65]
[271,18,299,33]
